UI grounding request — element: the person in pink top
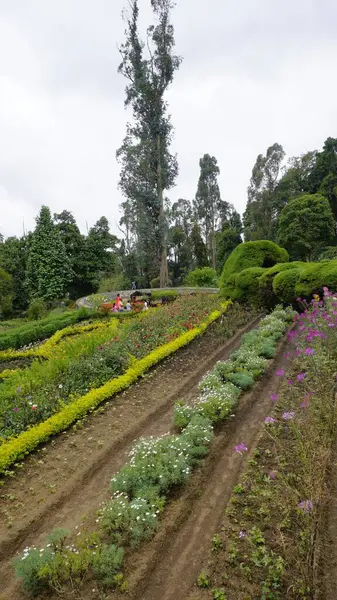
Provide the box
[115,293,121,309]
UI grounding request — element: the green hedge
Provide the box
[220,241,289,291]
[150,290,178,301]
[259,262,305,308]
[295,260,337,298]
[273,268,302,303]
[234,267,266,305]
[0,308,97,350]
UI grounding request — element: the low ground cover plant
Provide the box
[0,295,222,440]
[173,306,294,429]
[199,289,337,599]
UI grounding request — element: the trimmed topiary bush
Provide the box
[295,260,337,299]
[273,268,302,303]
[220,241,289,303]
[258,262,305,309]
[234,267,266,306]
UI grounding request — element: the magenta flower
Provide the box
[328,323,335,328]
[297,373,306,381]
[235,442,248,455]
[276,369,285,377]
[98,346,103,350]
[264,416,277,424]
[287,379,293,386]
[268,470,277,480]
[32,404,38,410]
[13,407,19,413]
[294,349,302,357]
[298,500,313,513]
[305,348,315,356]
[283,411,295,420]
[270,393,279,403]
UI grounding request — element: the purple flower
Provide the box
[297,372,306,381]
[270,393,279,403]
[283,411,295,420]
[98,346,103,350]
[235,442,248,455]
[298,500,313,513]
[238,530,246,539]
[287,379,293,386]
[13,407,19,413]
[294,349,302,357]
[264,416,277,424]
[305,348,315,356]
[268,470,277,480]
[328,323,335,328]
[276,369,285,377]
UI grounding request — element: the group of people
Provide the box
[111,293,149,313]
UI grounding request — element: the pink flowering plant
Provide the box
[202,289,337,599]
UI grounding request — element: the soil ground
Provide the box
[0,312,259,599]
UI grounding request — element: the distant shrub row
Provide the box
[0,308,97,351]
[220,240,337,307]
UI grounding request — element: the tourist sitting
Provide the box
[112,303,118,313]
[143,300,149,311]
[125,301,132,311]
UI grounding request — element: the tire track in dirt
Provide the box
[0,315,261,599]
[114,336,291,600]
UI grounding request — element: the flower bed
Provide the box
[197,291,337,599]
[0,298,228,472]
[12,305,292,596]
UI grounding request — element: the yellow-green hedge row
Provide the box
[0,319,119,363]
[0,303,230,473]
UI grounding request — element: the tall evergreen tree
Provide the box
[117,0,182,287]
[0,235,31,310]
[53,210,87,298]
[26,206,72,302]
[243,143,285,241]
[194,154,228,269]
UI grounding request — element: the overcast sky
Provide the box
[1,0,336,238]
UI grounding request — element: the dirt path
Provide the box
[109,335,291,600]
[0,314,260,599]
[323,440,337,600]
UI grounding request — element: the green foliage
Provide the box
[26,206,73,302]
[185,267,218,287]
[99,273,130,293]
[0,236,30,312]
[92,544,124,586]
[277,194,335,261]
[220,241,289,301]
[318,246,337,261]
[0,308,94,351]
[295,260,337,298]
[117,0,182,287]
[150,289,177,301]
[273,268,302,303]
[226,371,254,390]
[233,267,266,305]
[258,262,305,308]
[27,298,47,321]
[0,267,13,317]
[243,143,285,241]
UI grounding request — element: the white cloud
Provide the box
[1,0,337,238]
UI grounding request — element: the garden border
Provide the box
[0,303,230,473]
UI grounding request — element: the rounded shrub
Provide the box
[295,260,337,299]
[234,267,266,306]
[27,298,47,321]
[220,241,289,288]
[273,268,301,303]
[184,267,218,288]
[258,262,305,308]
[220,241,289,301]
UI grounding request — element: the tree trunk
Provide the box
[211,230,216,270]
[157,134,169,287]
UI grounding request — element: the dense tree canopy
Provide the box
[277,194,335,261]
